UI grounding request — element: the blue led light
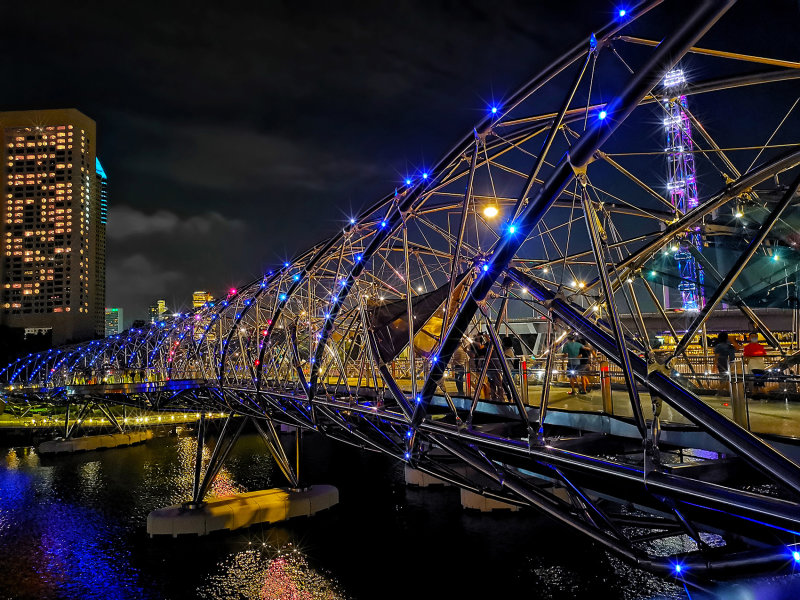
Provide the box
[491,106,498,114]
[599,110,607,120]
[355,254,362,262]
[293,273,300,281]
[404,452,410,460]
[279,293,287,301]
[793,550,800,562]
[618,9,626,17]
[416,395,421,404]
[381,220,387,228]
[509,225,516,234]
[482,264,489,272]
[422,172,428,179]
[405,178,412,185]
[284,262,290,268]
[349,218,355,225]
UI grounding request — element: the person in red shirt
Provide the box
[743,332,767,391]
[743,332,767,370]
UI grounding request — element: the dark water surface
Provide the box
[1,429,799,600]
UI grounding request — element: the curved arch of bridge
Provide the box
[5,0,800,579]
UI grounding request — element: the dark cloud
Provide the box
[107,254,184,309]
[107,206,245,240]
[117,115,385,193]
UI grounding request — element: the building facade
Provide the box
[149,299,167,323]
[192,290,213,309]
[104,307,122,337]
[0,109,106,344]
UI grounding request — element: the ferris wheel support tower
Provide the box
[664,68,705,311]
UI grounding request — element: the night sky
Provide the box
[2,0,797,325]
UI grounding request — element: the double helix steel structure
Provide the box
[5,0,800,580]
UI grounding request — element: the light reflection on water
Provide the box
[198,544,347,600]
[0,430,799,600]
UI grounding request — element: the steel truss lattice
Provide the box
[4,0,800,582]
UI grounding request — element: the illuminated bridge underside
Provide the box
[5,0,800,579]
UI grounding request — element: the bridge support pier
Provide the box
[150,414,337,536]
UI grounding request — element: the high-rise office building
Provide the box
[104,307,122,337]
[0,109,106,344]
[192,290,213,309]
[149,299,167,323]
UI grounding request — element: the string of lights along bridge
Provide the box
[4,0,800,586]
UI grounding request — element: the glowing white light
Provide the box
[483,205,499,218]
[663,69,686,87]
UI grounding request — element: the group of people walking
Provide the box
[450,333,515,401]
[447,326,770,401]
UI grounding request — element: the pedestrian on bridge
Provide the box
[562,334,590,395]
[713,332,737,395]
[452,343,468,396]
[743,331,767,392]
[577,337,595,395]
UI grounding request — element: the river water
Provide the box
[1,427,798,600]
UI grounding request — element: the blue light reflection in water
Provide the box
[2,432,800,599]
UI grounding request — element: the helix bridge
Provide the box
[4,0,800,581]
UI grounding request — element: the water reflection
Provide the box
[2,434,800,600]
[0,449,147,599]
[175,435,245,499]
[198,543,347,600]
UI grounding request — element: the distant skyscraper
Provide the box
[192,290,213,309]
[149,299,167,323]
[0,109,106,344]
[105,307,122,336]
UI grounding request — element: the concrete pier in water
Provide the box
[146,485,339,536]
[38,430,154,454]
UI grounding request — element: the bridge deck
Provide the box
[8,377,800,441]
